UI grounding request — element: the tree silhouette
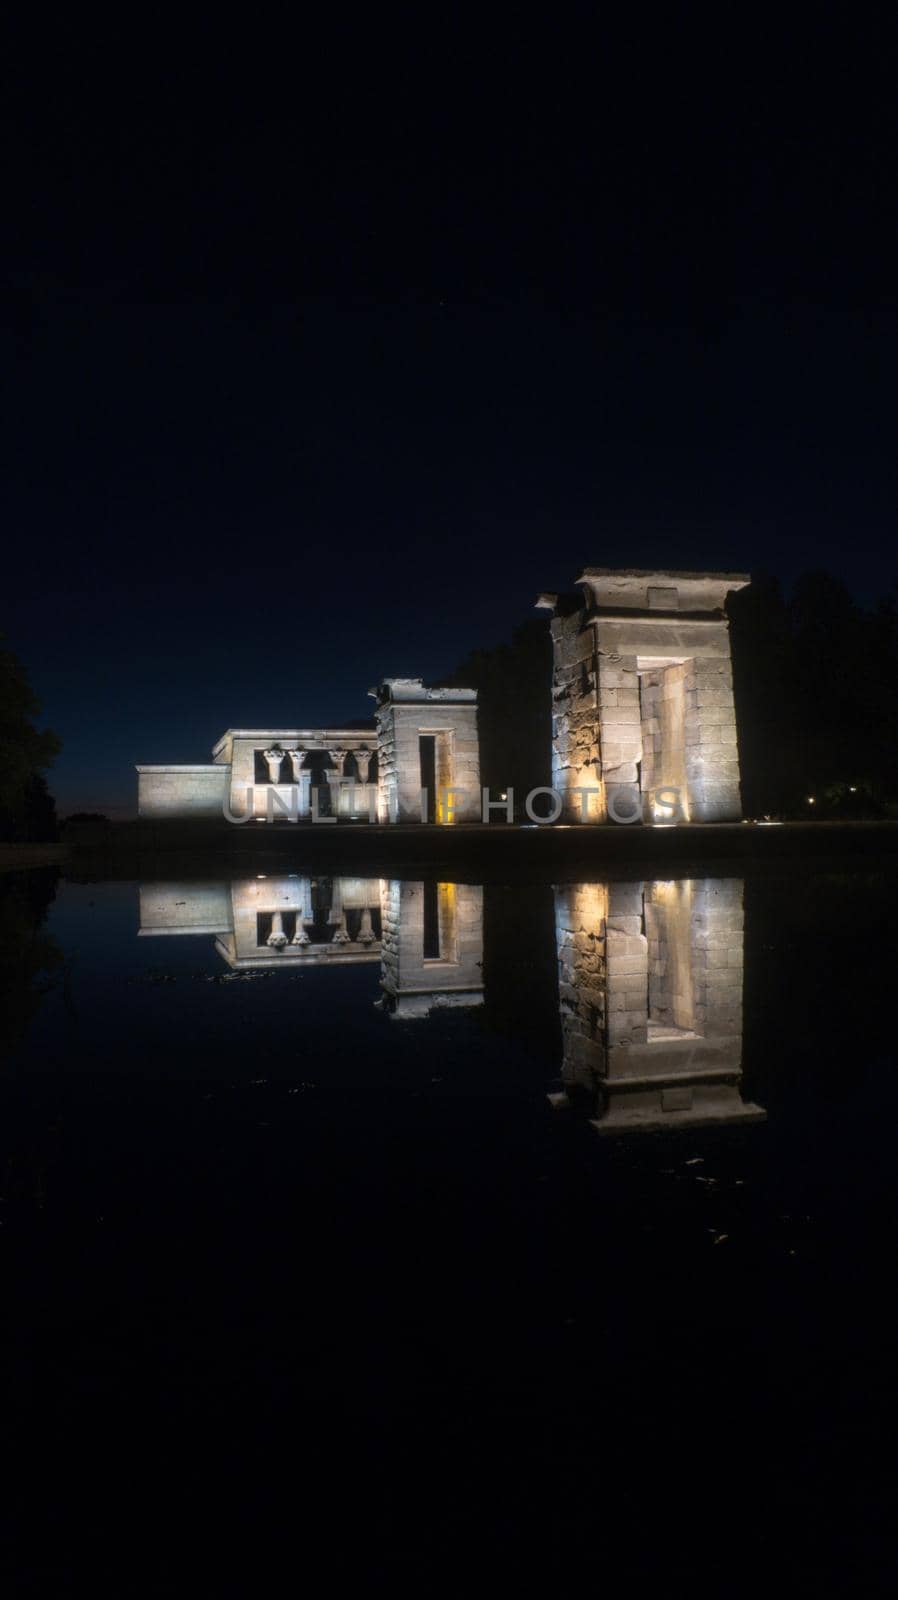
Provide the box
[440,618,552,804]
[0,640,60,840]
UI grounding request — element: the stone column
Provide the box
[354,749,373,784]
[286,749,311,820]
[266,911,287,949]
[357,907,376,944]
[327,879,351,942]
[596,651,643,825]
[263,748,284,784]
[327,749,348,818]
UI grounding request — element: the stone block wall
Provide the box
[137,882,231,934]
[688,877,744,1038]
[555,881,608,1088]
[136,766,228,819]
[596,650,643,823]
[549,612,603,821]
[682,658,742,822]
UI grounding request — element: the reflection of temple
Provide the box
[139,877,384,968]
[138,878,484,1010]
[554,878,764,1132]
[378,882,484,1017]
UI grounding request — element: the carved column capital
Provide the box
[262,748,285,782]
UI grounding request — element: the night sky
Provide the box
[3,20,894,815]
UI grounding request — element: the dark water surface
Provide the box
[2,863,896,1591]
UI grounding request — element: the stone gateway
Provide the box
[536,569,749,823]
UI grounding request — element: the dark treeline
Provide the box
[0,868,62,1063]
[730,573,898,817]
[444,572,898,819]
[442,619,553,803]
[0,641,60,841]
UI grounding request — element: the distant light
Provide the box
[500,792,507,800]
[257,874,267,879]
[807,796,815,805]
[849,786,857,793]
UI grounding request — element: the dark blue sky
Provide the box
[3,19,894,814]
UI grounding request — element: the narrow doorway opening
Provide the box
[637,659,690,821]
[419,736,437,823]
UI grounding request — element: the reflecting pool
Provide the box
[2,861,896,1588]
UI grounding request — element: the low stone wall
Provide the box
[136,766,229,819]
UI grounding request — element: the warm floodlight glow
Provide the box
[807,796,816,805]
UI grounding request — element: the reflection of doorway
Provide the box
[644,880,698,1040]
[422,881,458,963]
[637,659,690,821]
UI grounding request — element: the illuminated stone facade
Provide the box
[537,569,749,823]
[371,678,481,823]
[137,679,481,824]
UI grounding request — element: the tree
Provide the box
[439,618,552,804]
[0,641,61,841]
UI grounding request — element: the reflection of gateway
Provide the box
[138,879,484,1012]
[554,879,764,1132]
[378,882,484,1018]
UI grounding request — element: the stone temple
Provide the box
[137,677,481,824]
[537,569,749,822]
[136,567,750,825]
